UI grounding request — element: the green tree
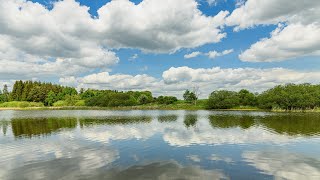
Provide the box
[238,89,256,106]
[257,83,320,110]
[156,96,178,105]
[2,85,9,102]
[207,90,240,109]
[0,89,4,103]
[64,95,80,106]
[183,90,197,104]
[45,91,57,106]
[138,94,149,105]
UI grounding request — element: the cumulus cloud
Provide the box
[60,72,158,91]
[162,66,320,94]
[184,49,233,59]
[0,0,119,79]
[239,23,320,62]
[226,0,320,62]
[226,0,320,30]
[0,0,228,81]
[97,0,228,53]
[207,49,233,59]
[0,58,88,80]
[61,66,320,98]
[184,51,202,59]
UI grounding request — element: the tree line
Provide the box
[0,80,77,106]
[0,80,178,107]
[207,83,320,110]
[1,81,320,110]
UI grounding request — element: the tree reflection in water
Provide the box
[209,115,255,129]
[11,118,77,138]
[79,116,152,128]
[157,115,178,123]
[183,114,198,128]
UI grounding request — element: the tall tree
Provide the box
[183,90,197,104]
[2,85,9,102]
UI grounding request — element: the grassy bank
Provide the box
[0,101,44,108]
[1,100,319,112]
[271,107,320,113]
[0,100,208,110]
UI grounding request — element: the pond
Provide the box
[0,110,320,179]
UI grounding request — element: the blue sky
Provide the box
[29,0,319,76]
[0,0,319,97]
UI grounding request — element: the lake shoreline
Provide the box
[1,106,319,112]
[0,106,258,111]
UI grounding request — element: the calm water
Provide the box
[0,110,320,180]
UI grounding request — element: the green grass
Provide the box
[74,100,86,106]
[134,99,209,110]
[1,100,319,112]
[228,106,261,111]
[53,100,86,107]
[271,107,320,113]
[0,101,44,108]
[53,100,67,107]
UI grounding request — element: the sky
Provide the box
[0,0,319,98]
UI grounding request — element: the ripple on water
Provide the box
[0,110,320,180]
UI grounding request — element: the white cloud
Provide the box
[97,0,228,53]
[0,0,119,79]
[207,49,233,59]
[226,0,320,62]
[184,51,202,59]
[0,0,228,81]
[206,0,217,6]
[161,66,320,97]
[0,80,14,90]
[129,54,139,61]
[61,66,320,98]
[235,0,245,7]
[0,58,88,80]
[226,0,320,30]
[60,72,158,91]
[239,23,320,62]
[59,76,78,87]
[184,49,233,59]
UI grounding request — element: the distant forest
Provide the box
[1,80,320,110]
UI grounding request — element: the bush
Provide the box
[75,100,86,106]
[53,100,68,107]
[183,90,197,104]
[0,101,44,108]
[156,96,178,105]
[85,92,138,107]
[53,100,85,107]
[138,94,149,105]
[207,90,240,109]
[257,84,320,110]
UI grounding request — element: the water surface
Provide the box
[1,110,320,179]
